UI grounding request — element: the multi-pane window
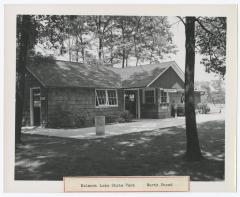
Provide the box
[145,90,155,104]
[107,90,117,105]
[96,89,118,107]
[32,88,41,107]
[96,90,106,106]
[160,90,168,103]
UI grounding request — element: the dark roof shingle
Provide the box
[26,60,182,88]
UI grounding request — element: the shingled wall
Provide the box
[22,71,47,126]
[140,88,171,119]
[47,87,124,128]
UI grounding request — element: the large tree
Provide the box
[140,16,176,65]
[16,15,35,144]
[179,16,226,161]
[195,17,226,77]
[183,17,202,161]
[42,15,176,67]
[16,15,66,144]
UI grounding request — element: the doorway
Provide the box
[124,90,140,118]
[30,87,41,126]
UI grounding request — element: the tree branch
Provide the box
[195,18,215,36]
[176,16,185,25]
[169,19,182,27]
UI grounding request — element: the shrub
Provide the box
[120,110,134,122]
[115,117,125,123]
[73,115,86,128]
[49,105,72,128]
[105,115,116,124]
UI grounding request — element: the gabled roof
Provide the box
[26,60,184,89]
[114,61,184,88]
[26,60,122,88]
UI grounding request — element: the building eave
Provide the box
[26,67,47,88]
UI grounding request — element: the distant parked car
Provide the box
[197,103,210,114]
[177,104,185,116]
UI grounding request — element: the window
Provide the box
[95,89,118,107]
[160,90,168,103]
[32,88,41,107]
[107,90,117,105]
[96,90,106,106]
[144,89,155,104]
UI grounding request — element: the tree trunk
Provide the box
[110,30,113,64]
[150,50,153,64]
[99,36,102,60]
[121,19,125,68]
[134,36,138,66]
[81,49,84,63]
[97,16,103,61]
[15,15,31,144]
[122,50,125,68]
[68,35,72,62]
[76,51,78,62]
[136,57,139,66]
[134,17,141,67]
[184,17,202,161]
[80,35,85,63]
[110,47,113,64]
[69,50,72,61]
[75,38,79,62]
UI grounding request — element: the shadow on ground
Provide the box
[15,120,225,181]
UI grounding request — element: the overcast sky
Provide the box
[167,17,221,82]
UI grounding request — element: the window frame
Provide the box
[95,89,118,108]
[143,88,156,104]
[160,89,169,104]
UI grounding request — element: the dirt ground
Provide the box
[22,113,224,139]
[15,119,225,181]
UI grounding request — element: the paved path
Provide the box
[22,113,224,139]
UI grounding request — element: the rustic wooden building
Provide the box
[22,60,202,128]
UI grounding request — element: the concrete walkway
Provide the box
[22,113,224,139]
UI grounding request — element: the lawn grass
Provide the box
[15,120,224,181]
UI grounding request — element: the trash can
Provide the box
[95,116,105,135]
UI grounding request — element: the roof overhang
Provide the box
[26,67,47,87]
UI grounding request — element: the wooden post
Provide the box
[123,90,126,111]
[30,88,34,126]
[137,89,141,119]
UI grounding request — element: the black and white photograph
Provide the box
[13,14,228,183]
